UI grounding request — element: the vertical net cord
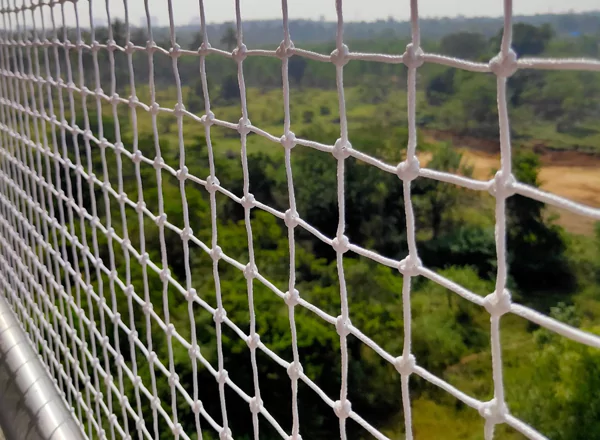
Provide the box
[194,1,230,438]
[47,2,79,417]
[55,2,86,426]
[278,0,303,438]
[79,1,110,434]
[70,4,99,434]
[192,0,212,437]
[331,1,352,438]
[57,1,89,429]
[165,2,186,437]
[0,0,40,364]
[10,0,52,382]
[103,0,136,436]
[396,0,423,438]
[483,0,515,437]
[141,2,167,437]
[86,0,120,436]
[231,0,264,438]
[120,0,152,439]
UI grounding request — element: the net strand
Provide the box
[0,0,599,439]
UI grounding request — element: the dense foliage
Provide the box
[21,16,600,440]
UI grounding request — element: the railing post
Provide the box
[0,296,85,440]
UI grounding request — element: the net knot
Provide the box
[284,209,299,229]
[332,234,350,254]
[180,227,193,241]
[169,43,181,58]
[198,42,211,56]
[330,44,349,67]
[483,289,512,317]
[205,175,220,193]
[394,353,416,375]
[128,330,138,343]
[110,93,120,105]
[171,424,183,437]
[490,170,516,198]
[90,40,101,53]
[333,399,352,419]
[130,150,143,165]
[238,117,252,135]
[153,156,165,170]
[110,311,120,324]
[191,400,203,415]
[398,255,422,277]
[232,44,248,63]
[135,201,146,214]
[489,49,518,78]
[219,428,233,440]
[184,287,198,302]
[142,301,153,316]
[146,41,158,54]
[243,262,257,280]
[139,252,149,265]
[210,245,222,261]
[124,41,135,55]
[173,102,186,117]
[241,193,255,210]
[165,323,175,337]
[155,213,167,227]
[176,166,188,181]
[335,315,351,337]
[201,111,215,126]
[106,39,118,52]
[403,43,424,69]
[135,418,145,431]
[127,95,139,108]
[287,361,303,380]
[168,373,179,388]
[479,398,508,424]
[332,138,352,160]
[213,307,227,324]
[249,396,263,414]
[246,333,260,350]
[216,369,229,385]
[396,157,420,181]
[276,40,295,59]
[149,102,160,115]
[188,344,200,358]
[280,131,296,150]
[284,289,300,307]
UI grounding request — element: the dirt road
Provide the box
[419,137,600,235]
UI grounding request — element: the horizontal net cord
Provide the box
[1,72,599,222]
[2,130,600,355]
[2,33,600,74]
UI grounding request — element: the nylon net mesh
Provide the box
[0,0,599,439]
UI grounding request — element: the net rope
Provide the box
[0,0,599,439]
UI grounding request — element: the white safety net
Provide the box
[0,0,600,439]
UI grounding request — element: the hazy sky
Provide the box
[37,0,600,29]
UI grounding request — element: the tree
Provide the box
[188,31,203,51]
[426,68,455,106]
[511,304,600,440]
[218,74,240,103]
[220,26,237,51]
[439,31,488,60]
[288,55,307,85]
[491,23,554,57]
[414,143,474,240]
[506,150,574,294]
